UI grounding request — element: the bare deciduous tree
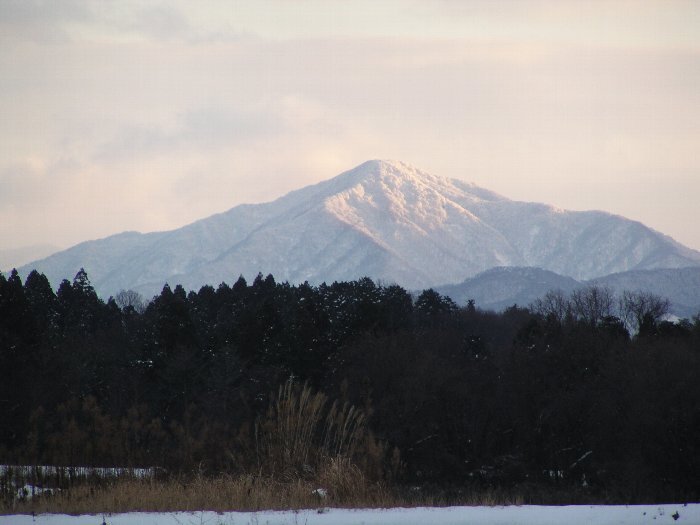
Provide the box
[570,286,615,326]
[619,290,670,334]
[114,289,146,314]
[531,289,571,324]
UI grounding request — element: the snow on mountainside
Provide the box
[15,160,700,298]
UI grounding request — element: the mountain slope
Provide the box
[472,201,700,280]
[435,266,700,318]
[16,160,700,298]
[589,267,700,318]
[435,267,581,311]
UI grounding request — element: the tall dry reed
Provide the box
[254,379,367,482]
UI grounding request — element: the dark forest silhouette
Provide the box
[1,268,698,501]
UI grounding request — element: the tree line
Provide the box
[0,268,699,501]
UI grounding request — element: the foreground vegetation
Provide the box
[1,268,699,513]
[4,472,531,515]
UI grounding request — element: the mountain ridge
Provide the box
[434,266,700,318]
[14,159,700,298]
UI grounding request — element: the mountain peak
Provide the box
[323,159,484,195]
[358,158,411,171]
[341,159,444,184]
[321,160,508,209]
[326,159,431,190]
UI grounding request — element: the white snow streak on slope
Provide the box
[2,504,698,525]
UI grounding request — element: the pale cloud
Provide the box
[0,0,91,44]
[1,1,699,255]
[5,1,699,47]
[92,105,285,163]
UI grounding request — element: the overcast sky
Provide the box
[1,0,699,256]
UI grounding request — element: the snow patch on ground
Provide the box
[2,504,698,525]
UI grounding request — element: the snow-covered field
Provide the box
[2,504,698,525]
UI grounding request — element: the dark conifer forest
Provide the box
[1,268,699,502]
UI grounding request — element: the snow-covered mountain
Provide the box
[15,160,700,298]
